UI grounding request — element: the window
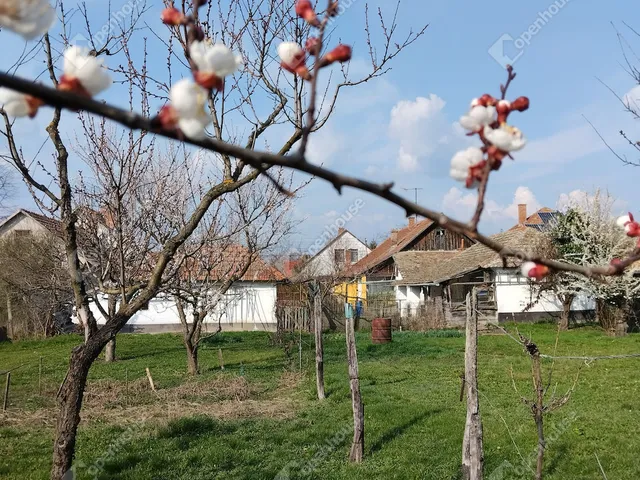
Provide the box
[13,229,31,238]
[334,249,345,265]
[349,249,359,264]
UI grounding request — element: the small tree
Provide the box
[550,192,640,335]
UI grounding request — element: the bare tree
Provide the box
[0,1,417,477]
[171,172,296,374]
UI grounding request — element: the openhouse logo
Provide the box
[488,0,572,68]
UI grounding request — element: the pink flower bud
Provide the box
[194,71,224,91]
[617,213,640,237]
[520,262,550,281]
[58,75,91,98]
[321,44,352,66]
[156,105,179,130]
[161,7,186,26]
[295,0,320,27]
[510,96,530,112]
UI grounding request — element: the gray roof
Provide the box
[393,251,460,285]
[394,227,552,285]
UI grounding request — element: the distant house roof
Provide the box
[348,218,435,275]
[521,207,560,232]
[0,209,64,238]
[294,228,369,281]
[392,251,460,286]
[181,244,285,283]
[432,227,552,283]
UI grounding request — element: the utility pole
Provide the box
[402,187,423,220]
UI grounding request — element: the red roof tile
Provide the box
[181,244,285,282]
[347,218,434,275]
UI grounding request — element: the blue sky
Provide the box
[1,0,639,251]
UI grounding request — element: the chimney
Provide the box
[518,204,527,225]
[338,227,345,235]
[408,217,416,227]
[391,229,399,243]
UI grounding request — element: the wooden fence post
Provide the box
[462,288,484,479]
[346,316,364,462]
[3,372,10,411]
[313,284,325,400]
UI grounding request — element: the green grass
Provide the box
[2,324,640,479]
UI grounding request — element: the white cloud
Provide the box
[442,185,541,225]
[305,123,345,166]
[397,147,419,172]
[388,94,468,173]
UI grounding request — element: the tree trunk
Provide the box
[105,295,118,362]
[345,317,364,462]
[105,337,116,363]
[51,342,101,479]
[462,290,483,480]
[314,288,325,400]
[559,295,574,332]
[185,340,199,375]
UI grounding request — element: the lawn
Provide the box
[1,324,640,479]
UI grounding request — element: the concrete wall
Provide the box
[82,282,279,333]
[493,268,595,315]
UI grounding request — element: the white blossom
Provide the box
[0,88,32,117]
[62,46,112,96]
[190,41,242,77]
[277,42,304,67]
[0,0,55,40]
[459,105,496,132]
[483,124,526,152]
[170,78,211,140]
[616,215,631,229]
[450,147,483,187]
[520,261,537,278]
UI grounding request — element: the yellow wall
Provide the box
[333,276,367,304]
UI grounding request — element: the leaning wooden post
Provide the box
[313,282,325,400]
[3,372,10,411]
[462,289,484,480]
[145,367,156,392]
[345,309,364,462]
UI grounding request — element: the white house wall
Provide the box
[494,269,594,314]
[0,214,50,237]
[300,232,370,278]
[83,282,278,333]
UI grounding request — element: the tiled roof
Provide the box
[431,227,552,283]
[392,251,460,285]
[181,244,285,283]
[348,218,434,275]
[21,209,64,237]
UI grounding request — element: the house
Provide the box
[295,228,371,301]
[1,208,287,333]
[392,206,594,322]
[347,217,475,298]
[88,244,286,333]
[0,208,65,239]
